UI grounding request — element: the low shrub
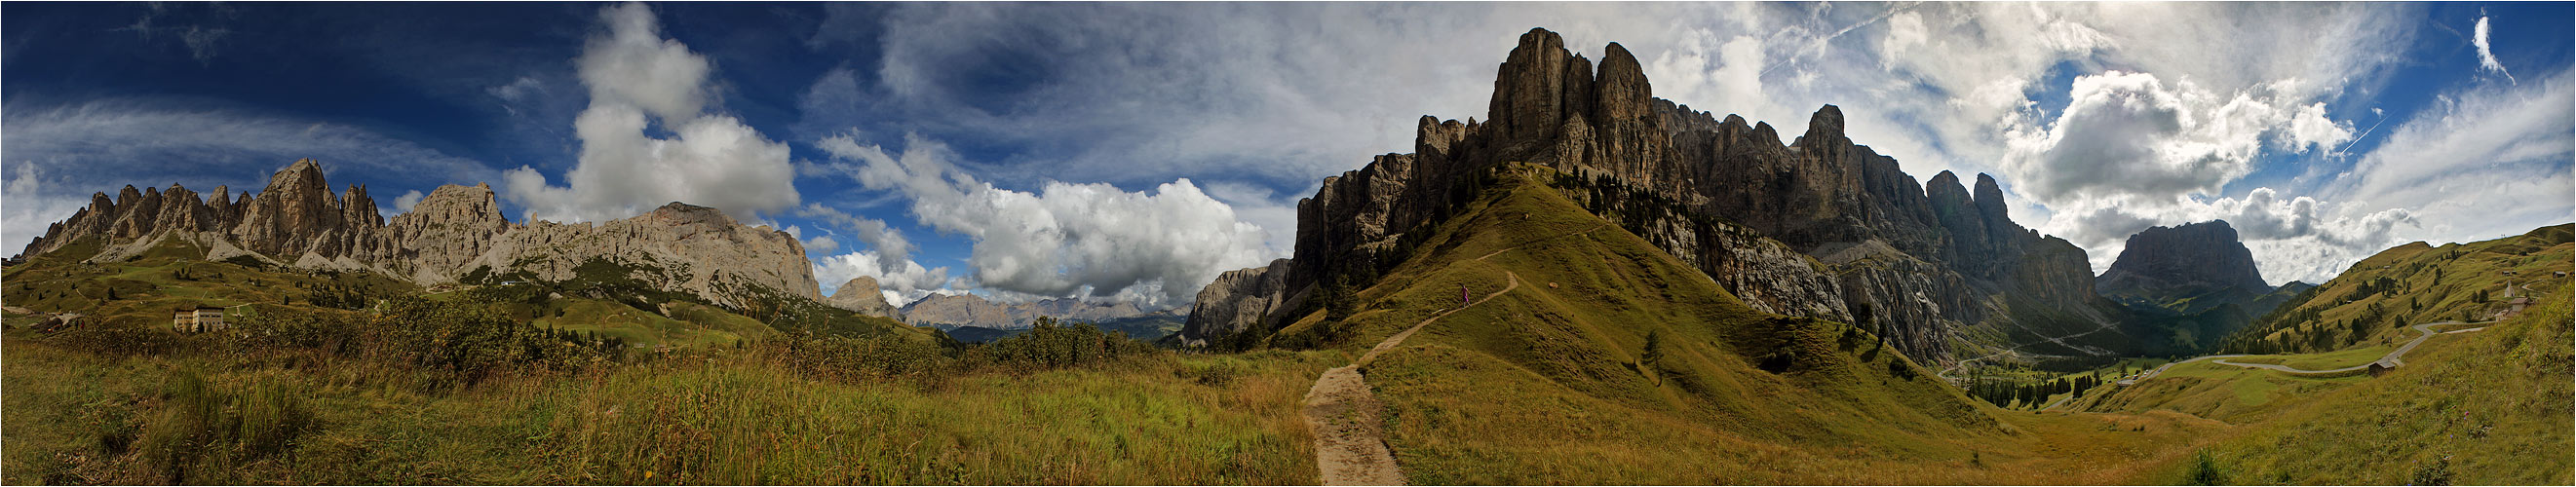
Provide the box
[760,330,956,387]
[134,369,317,484]
[968,318,1156,373]
[2181,450,2228,485]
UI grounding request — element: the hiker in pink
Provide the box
[1461,285,1470,306]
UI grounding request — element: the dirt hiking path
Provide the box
[1304,225,1598,486]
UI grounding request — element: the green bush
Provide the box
[136,371,220,483]
[377,296,619,385]
[236,381,314,459]
[2181,450,2227,485]
[971,318,1154,372]
[2409,456,2453,486]
[1176,357,1247,387]
[49,319,178,356]
[226,296,620,387]
[762,330,956,387]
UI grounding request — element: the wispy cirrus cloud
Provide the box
[0,98,496,251]
[1,99,494,185]
[2326,67,2572,244]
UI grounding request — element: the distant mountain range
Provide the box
[13,159,819,310]
[900,292,1177,330]
[10,158,1196,338]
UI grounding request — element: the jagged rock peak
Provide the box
[1488,27,1575,142]
[1594,42,1652,123]
[266,159,328,195]
[1971,172,2008,221]
[410,183,506,219]
[1751,121,1781,145]
[1926,171,1973,213]
[825,277,902,319]
[1928,170,1964,193]
[1796,104,1849,149]
[645,202,736,227]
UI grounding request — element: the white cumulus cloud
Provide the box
[813,250,954,307]
[809,132,1272,307]
[2037,188,2419,284]
[390,190,425,214]
[502,2,799,224]
[798,203,915,264]
[2,164,92,256]
[2003,72,2349,205]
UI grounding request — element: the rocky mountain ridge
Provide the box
[900,292,1169,329]
[15,159,820,310]
[1182,27,2145,364]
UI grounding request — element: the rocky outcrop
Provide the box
[1178,258,1295,345]
[387,183,513,283]
[1184,27,2140,364]
[14,159,825,312]
[824,277,903,319]
[467,202,818,309]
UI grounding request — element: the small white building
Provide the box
[173,307,227,333]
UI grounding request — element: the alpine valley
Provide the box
[3,8,2567,486]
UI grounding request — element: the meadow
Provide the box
[3,165,2565,485]
[0,321,1339,485]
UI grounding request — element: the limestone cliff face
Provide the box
[1183,28,2134,364]
[1178,259,1294,344]
[14,159,827,311]
[468,202,819,309]
[388,183,513,283]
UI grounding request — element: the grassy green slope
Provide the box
[1287,164,2225,483]
[2076,356,2374,425]
[2190,286,2573,484]
[1,235,416,328]
[2222,224,2572,355]
[0,334,1338,484]
[2074,225,2574,483]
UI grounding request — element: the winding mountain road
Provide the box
[1939,319,2123,384]
[1304,225,1601,486]
[2119,320,2489,385]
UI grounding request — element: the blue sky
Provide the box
[6,2,2570,307]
